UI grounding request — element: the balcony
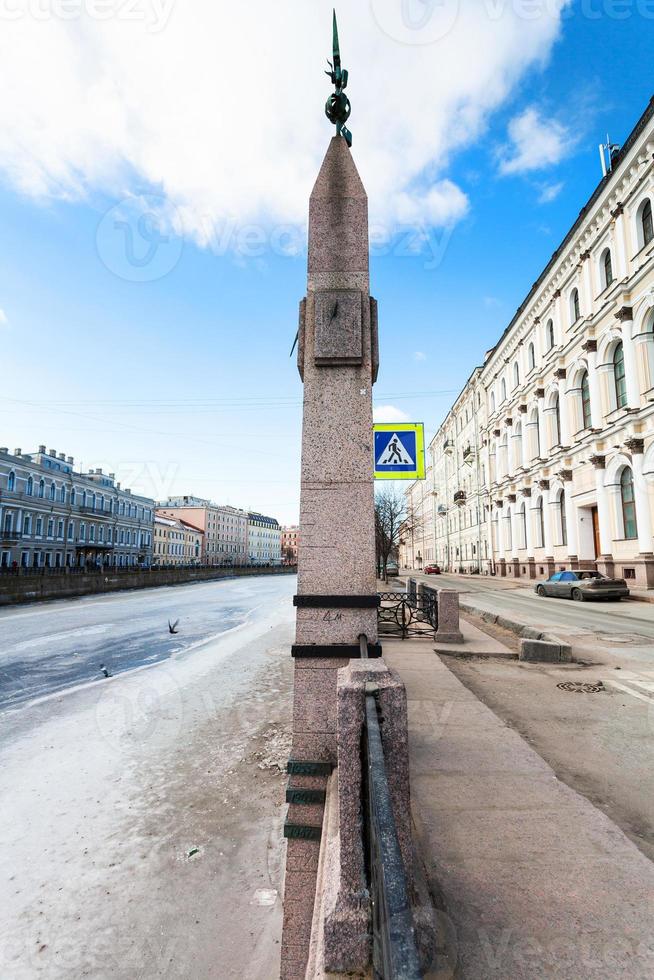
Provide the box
[78,505,112,516]
[443,439,454,455]
[1,530,23,542]
[453,490,466,507]
[462,445,475,465]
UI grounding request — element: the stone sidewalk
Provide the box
[383,638,654,979]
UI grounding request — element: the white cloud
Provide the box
[373,404,410,424]
[0,309,8,327]
[414,351,427,361]
[537,181,564,204]
[499,108,572,176]
[0,3,567,248]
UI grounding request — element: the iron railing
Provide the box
[377,587,438,639]
[363,686,421,979]
[0,562,294,577]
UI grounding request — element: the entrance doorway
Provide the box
[591,507,600,558]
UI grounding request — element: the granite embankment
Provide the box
[0,565,295,605]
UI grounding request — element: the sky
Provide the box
[1,0,653,524]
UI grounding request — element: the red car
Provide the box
[424,564,441,575]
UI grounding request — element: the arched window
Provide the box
[640,199,653,247]
[505,508,512,551]
[70,487,76,505]
[519,502,527,550]
[39,479,45,498]
[553,393,561,447]
[501,378,507,402]
[536,497,545,548]
[570,288,580,324]
[7,471,15,491]
[546,319,555,350]
[581,370,592,428]
[620,467,637,539]
[59,485,66,502]
[559,489,567,546]
[513,362,520,388]
[613,342,627,409]
[601,248,613,290]
[26,476,33,496]
[49,482,55,501]
[528,342,535,371]
[490,392,496,414]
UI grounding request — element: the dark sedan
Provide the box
[535,570,629,601]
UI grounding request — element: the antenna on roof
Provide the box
[599,133,621,177]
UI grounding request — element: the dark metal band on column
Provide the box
[293,594,380,608]
[291,642,382,659]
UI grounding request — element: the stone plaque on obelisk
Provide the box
[280,13,380,978]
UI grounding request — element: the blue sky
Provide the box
[0,2,652,523]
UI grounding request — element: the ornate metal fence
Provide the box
[377,587,438,639]
[362,688,421,979]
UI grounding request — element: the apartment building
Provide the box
[158,496,248,565]
[0,445,154,568]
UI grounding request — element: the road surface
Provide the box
[0,575,296,980]
[405,570,654,657]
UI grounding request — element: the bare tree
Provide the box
[375,488,406,583]
[402,502,425,569]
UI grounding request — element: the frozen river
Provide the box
[0,573,295,710]
[0,573,296,979]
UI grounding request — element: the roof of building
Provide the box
[487,93,654,362]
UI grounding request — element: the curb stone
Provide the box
[460,599,573,663]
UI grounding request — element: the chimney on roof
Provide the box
[117,482,121,489]
[58,453,65,461]
[14,448,21,456]
[109,473,115,479]
[0,448,7,454]
[49,449,55,457]
[67,457,74,465]
[96,468,102,475]
[39,445,46,453]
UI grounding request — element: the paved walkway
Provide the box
[383,637,654,979]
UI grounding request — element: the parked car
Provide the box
[424,564,441,575]
[385,561,399,577]
[535,570,629,601]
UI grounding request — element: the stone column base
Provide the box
[528,558,537,579]
[435,590,463,643]
[510,558,520,577]
[597,555,615,579]
[498,559,507,577]
[637,553,654,588]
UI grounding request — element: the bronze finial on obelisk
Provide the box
[324,9,353,147]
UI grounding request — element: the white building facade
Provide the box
[0,445,154,569]
[403,96,654,588]
[247,513,282,565]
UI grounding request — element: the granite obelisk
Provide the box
[281,130,380,978]
[280,20,380,977]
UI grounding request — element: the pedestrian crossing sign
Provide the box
[373,423,425,480]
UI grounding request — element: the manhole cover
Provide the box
[557,681,605,694]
